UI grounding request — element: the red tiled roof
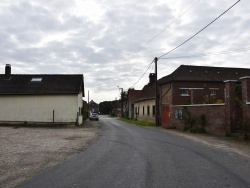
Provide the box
[128,89,141,103]
[134,82,155,102]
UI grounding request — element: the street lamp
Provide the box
[117,86,123,118]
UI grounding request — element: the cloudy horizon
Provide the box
[0,0,249,103]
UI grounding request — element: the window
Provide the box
[31,77,42,82]
[147,106,150,115]
[143,106,145,115]
[174,109,183,119]
[135,107,137,115]
[180,89,189,96]
[152,105,155,116]
[210,89,217,96]
[138,107,140,114]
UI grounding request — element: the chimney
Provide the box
[5,64,11,79]
[149,73,155,84]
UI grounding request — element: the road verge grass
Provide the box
[118,118,155,127]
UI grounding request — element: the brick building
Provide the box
[158,65,250,136]
[127,88,141,119]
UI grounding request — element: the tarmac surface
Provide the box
[16,116,250,188]
[1,117,250,187]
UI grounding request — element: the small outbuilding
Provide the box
[0,64,84,125]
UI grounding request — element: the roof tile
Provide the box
[0,74,84,95]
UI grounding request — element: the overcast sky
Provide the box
[0,0,249,103]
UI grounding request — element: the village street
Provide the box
[17,115,250,188]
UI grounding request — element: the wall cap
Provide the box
[239,76,250,80]
[172,103,225,107]
[223,80,237,83]
[247,102,250,105]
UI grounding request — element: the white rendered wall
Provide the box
[77,92,83,125]
[0,94,82,123]
[134,99,155,122]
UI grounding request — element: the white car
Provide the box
[89,113,99,121]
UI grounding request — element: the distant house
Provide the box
[134,73,156,123]
[112,100,121,117]
[0,64,84,125]
[127,88,141,119]
[158,65,250,135]
[88,100,99,113]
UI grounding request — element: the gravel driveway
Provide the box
[0,121,100,188]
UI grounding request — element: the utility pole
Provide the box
[117,86,123,118]
[88,90,89,117]
[121,88,123,118]
[154,57,159,126]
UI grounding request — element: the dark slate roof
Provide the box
[0,74,84,95]
[158,65,250,85]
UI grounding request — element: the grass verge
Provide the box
[118,118,155,127]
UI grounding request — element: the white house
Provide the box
[0,64,84,125]
[134,73,156,123]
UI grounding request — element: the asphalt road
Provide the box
[17,115,250,188]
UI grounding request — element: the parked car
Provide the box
[89,112,99,121]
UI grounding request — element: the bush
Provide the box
[182,107,206,133]
[182,107,197,131]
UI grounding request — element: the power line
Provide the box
[124,1,202,89]
[160,46,250,60]
[130,60,154,88]
[94,45,249,86]
[95,45,250,84]
[99,0,201,89]
[129,0,201,55]
[158,0,241,59]
[124,0,201,59]
[95,61,153,81]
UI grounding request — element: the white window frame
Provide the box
[180,88,204,96]
[210,88,218,96]
[180,89,189,96]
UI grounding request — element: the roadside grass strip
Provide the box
[118,118,155,127]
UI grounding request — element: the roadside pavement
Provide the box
[157,127,250,159]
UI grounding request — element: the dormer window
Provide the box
[31,78,42,82]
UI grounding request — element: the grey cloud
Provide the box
[0,0,249,103]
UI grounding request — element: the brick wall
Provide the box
[160,83,172,105]
[170,104,226,135]
[241,77,250,123]
[171,81,225,105]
